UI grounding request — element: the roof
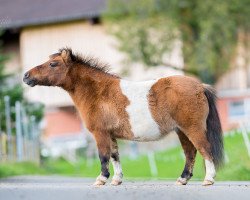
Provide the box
[0,0,106,29]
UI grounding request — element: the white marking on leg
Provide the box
[120,80,161,141]
[204,159,216,182]
[111,158,123,185]
[112,159,123,177]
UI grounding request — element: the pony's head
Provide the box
[23,49,72,87]
[24,48,117,89]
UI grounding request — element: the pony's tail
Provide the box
[203,84,224,169]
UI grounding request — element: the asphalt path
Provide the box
[0,176,250,200]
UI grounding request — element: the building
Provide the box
[216,31,250,131]
[2,0,248,153]
[0,0,184,156]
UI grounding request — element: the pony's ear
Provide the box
[61,49,71,63]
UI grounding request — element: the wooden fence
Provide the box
[0,96,40,163]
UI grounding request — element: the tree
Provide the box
[105,0,250,84]
[105,0,175,67]
[0,30,44,133]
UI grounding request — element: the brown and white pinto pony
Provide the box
[23,48,224,186]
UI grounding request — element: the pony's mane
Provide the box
[59,48,119,78]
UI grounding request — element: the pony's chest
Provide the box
[120,80,161,141]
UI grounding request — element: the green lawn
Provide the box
[0,132,250,180]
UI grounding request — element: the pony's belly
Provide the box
[126,106,161,141]
[120,80,161,141]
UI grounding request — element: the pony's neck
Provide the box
[63,64,118,110]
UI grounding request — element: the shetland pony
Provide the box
[23,48,224,186]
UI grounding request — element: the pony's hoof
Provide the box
[93,175,107,187]
[111,179,122,186]
[93,180,106,187]
[202,180,214,186]
[175,177,187,185]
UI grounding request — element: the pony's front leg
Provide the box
[110,137,123,186]
[93,132,111,186]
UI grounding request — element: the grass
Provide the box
[0,132,250,180]
[0,161,46,178]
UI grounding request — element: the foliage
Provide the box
[105,0,176,67]
[105,0,250,84]
[1,132,249,180]
[0,30,44,133]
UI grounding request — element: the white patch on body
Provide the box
[204,159,216,181]
[120,80,161,141]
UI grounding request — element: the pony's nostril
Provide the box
[24,72,30,78]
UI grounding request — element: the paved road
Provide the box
[0,176,250,200]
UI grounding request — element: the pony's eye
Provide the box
[49,62,58,67]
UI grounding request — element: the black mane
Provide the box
[59,47,119,78]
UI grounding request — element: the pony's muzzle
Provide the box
[23,72,37,87]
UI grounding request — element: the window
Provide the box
[229,101,244,117]
[229,99,250,120]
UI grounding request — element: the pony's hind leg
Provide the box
[176,129,197,185]
[93,132,111,186]
[184,127,216,186]
[110,137,123,186]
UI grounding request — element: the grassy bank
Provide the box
[0,132,250,180]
